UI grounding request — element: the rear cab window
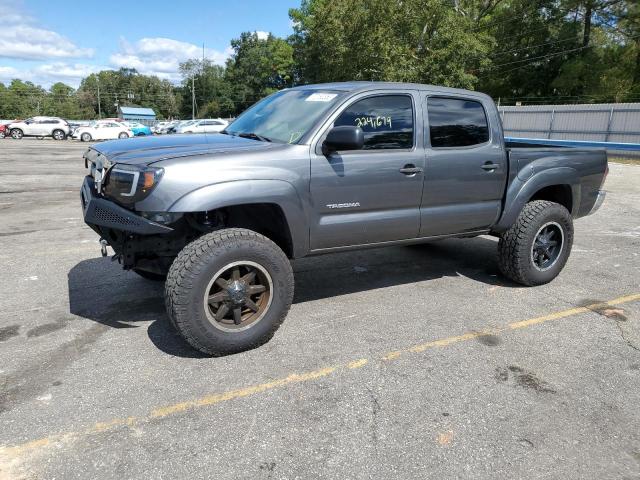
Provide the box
[334,95,414,150]
[426,97,489,148]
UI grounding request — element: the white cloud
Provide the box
[255,31,270,40]
[110,37,232,83]
[0,63,108,88]
[0,66,19,78]
[0,9,93,60]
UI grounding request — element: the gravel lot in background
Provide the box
[1,139,639,480]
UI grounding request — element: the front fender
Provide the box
[168,180,309,258]
[493,167,580,233]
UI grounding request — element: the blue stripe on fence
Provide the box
[505,137,640,151]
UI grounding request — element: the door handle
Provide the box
[481,162,499,171]
[399,164,423,175]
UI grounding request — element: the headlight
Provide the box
[103,164,164,206]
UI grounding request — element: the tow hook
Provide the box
[99,238,108,257]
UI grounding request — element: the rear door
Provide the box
[420,96,507,237]
[310,92,425,250]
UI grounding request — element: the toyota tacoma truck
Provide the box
[80,82,608,356]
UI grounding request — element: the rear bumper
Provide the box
[588,190,606,215]
[81,176,173,235]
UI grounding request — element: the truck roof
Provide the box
[290,81,492,101]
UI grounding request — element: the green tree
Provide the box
[77,68,180,119]
[289,0,495,89]
[178,59,234,118]
[224,31,295,113]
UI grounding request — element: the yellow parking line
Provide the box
[1,292,638,460]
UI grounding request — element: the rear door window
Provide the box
[334,95,414,150]
[427,97,489,148]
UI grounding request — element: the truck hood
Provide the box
[88,133,275,166]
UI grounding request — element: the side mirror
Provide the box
[322,126,364,155]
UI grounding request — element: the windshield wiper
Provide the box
[237,132,272,142]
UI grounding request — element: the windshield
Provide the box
[225,89,345,144]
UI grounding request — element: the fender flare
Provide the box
[168,179,309,258]
[493,167,580,233]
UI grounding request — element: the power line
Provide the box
[483,32,640,76]
[490,35,580,58]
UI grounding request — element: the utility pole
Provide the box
[96,77,102,119]
[191,75,195,120]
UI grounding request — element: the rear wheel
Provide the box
[498,200,573,286]
[10,128,23,139]
[52,129,66,140]
[81,132,92,142]
[165,228,294,356]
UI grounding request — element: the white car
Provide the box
[72,121,133,142]
[174,120,198,134]
[180,118,228,134]
[152,121,169,134]
[8,116,71,140]
[159,120,181,134]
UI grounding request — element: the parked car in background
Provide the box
[152,121,169,134]
[124,121,152,136]
[161,120,181,134]
[166,120,191,134]
[0,122,10,138]
[180,118,228,134]
[8,116,71,140]
[72,120,133,142]
[174,120,198,134]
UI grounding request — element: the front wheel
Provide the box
[165,228,294,356]
[498,200,573,286]
[52,129,66,140]
[118,132,129,139]
[10,129,23,139]
[81,132,92,142]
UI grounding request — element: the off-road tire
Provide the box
[165,228,294,356]
[133,268,167,281]
[498,200,573,286]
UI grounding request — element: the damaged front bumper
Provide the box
[81,176,186,274]
[81,176,173,236]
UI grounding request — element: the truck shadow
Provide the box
[67,236,519,358]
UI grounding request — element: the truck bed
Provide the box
[503,141,608,221]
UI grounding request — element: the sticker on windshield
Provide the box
[305,93,338,102]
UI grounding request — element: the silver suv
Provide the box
[8,116,71,140]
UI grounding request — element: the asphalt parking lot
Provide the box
[0,139,639,479]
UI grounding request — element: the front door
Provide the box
[420,96,508,237]
[310,93,425,250]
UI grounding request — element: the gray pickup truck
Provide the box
[81,82,608,355]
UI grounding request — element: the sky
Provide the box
[0,0,300,88]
